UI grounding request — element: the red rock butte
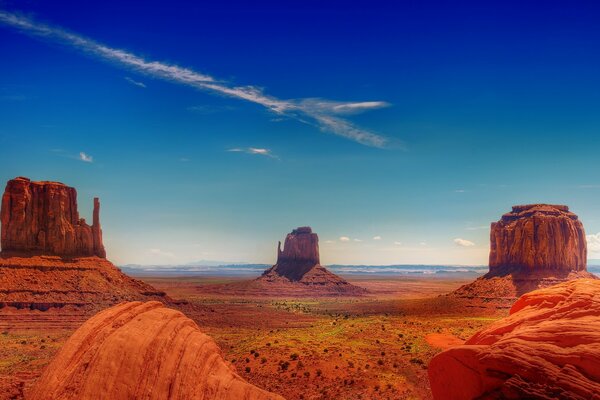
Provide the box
[452,204,596,303]
[28,301,283,400]
[256,227,367,296]
[1,177,106,258]
[489,204,587,273]
[429,279,600,399]
[0,177,171,317]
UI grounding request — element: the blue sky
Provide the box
[1,1,600,265]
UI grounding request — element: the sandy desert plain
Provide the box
[0,272,503,400]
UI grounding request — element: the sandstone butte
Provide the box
[429,279,600,400]
[28,301,284,400]
[0,177,171,313]
[257,227,367,295]
[452,204,597,303]
[1,176,105,258]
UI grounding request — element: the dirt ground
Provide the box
[0,275,506,400]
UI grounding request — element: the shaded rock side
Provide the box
[1,177,106,258]
[429,279,600,400]
[28,301,284,400]
[489,204,587,273]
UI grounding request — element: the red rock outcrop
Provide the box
[451,204,596,304]
[1,177,105,258]
[429,279,600,400]
[0,177,172,313]
[489,204,587,273]
[28,301,284,400]
[257,227,367,296]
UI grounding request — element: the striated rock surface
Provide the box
[0,255,170,312]
[489,204,586,273]
[429,279,600,400]
[257,227,366,296]
[28,301,284,400]
[452,204,596,304]
[0,177,172,313]
[1,177,105,258]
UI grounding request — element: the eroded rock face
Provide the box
[429,279,600,400]
[1,177,105,258]
[489,204,587,273]
[273,226,320,281]
[28,301,284,400]
[258,227,366,295]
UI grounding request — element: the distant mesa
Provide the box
[257,227,367,295]
[429,278,600,399]
[1,177,106,258]
[452,204,597,304]
[0,177,172,314]
[29,301,283,400]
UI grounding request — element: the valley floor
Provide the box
[0,275,506,400]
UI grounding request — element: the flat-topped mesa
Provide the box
[489,204,587,274]
[1,177,106,258]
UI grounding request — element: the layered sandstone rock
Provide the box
[257,227,366,295]
[29,301,284,400]
[1,177,105,258]
[452,204,596,304]
[489,204,586,273]
[0,177,171,313]
[429,279,600,400]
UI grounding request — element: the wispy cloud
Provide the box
[373,236,382,240]
[339,236,351,242]
[124,76,146,88]
[149,248,176,259]
[353,238,363,242]
[0,11,393,148]
[227,147,278,159]
[454,238,475,247]
[187,104,235,114]
[394,241,402,246]
[79,151,93,163]
[587,233,600,253]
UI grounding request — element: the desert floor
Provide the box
[0,275,507,400]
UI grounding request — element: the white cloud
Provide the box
[149,248,176,258]
[419,242,427,246]
[587,233,600,253]
[454,238,475,247]
[79,152,93,163]
[353,238,363,242]
[324,240,334,244]
[454,189,466,193]
[339,236,350,242]
[124,76,146,88]
[227,147,278,159]
[394,241,402,246]
[0,11,392,148]
[373,236,382,240]
[466,225,488,231]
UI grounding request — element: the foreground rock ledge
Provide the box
[429,279,600,400]
[28,301,284,400]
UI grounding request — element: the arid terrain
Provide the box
[0,274,505,400]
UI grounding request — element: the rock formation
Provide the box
[489,204,586,273]
[256,227,367,296]
[452,204,596,304]
[0,177,171,313]
[1,177,105,258]
[28,301,284,400]
[429,279,600,400]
